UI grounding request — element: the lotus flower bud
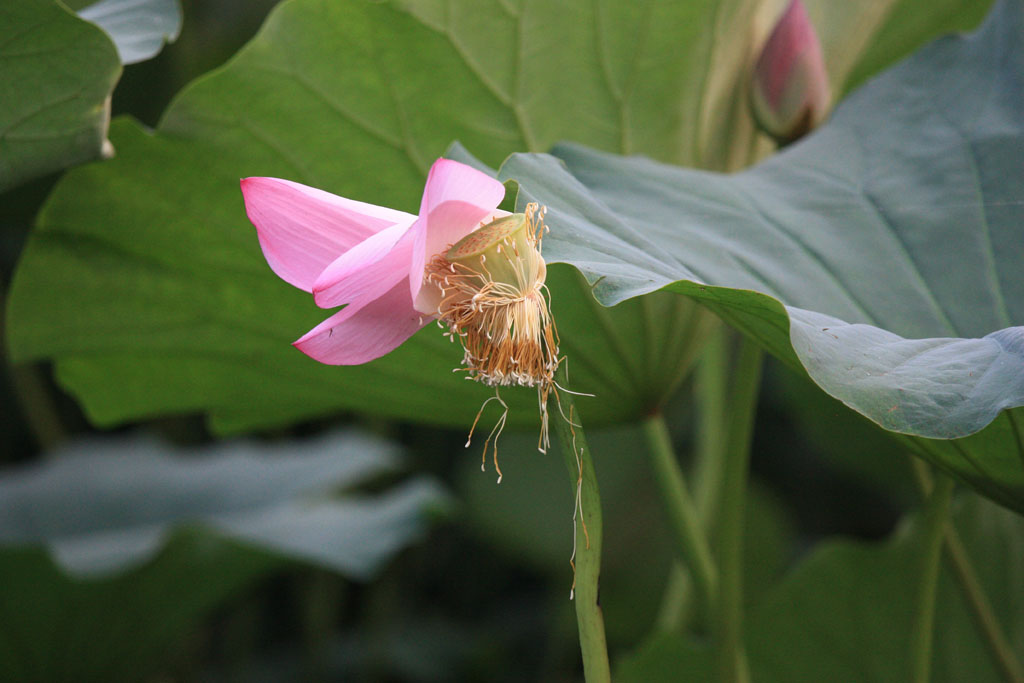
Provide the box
[751,0,831,144]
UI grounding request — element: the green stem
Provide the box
[908,472,955,683]
[912,461,1024,683]
[643,413,718,622]
[714,337,763,683]
[693,325,729,527]
[10,365,68,453]
[551,368,611,683]
[1,280,67,454]
[653,327,731,633]
[943,529,1024,683]
[640,294,660,391]
[654,563,691,633]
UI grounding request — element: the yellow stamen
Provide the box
[424,204,561,473]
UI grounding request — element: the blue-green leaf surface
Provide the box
[499,0,1024,511]
[0,430,444,578]
[78,0,182,65]
[0,430,445,681]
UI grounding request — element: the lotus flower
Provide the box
[240,159,508,365]
[240,159,558,398]
[751,0,831,144]
[242,159,560,474]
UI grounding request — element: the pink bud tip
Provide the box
[751,0,831,144]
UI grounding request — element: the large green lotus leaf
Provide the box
[0,0,120,191]
[0,430,444,681]
[496,0,1024,511]
[0,0,182,192]
[617,493,1024,682]
[4,0,986,433]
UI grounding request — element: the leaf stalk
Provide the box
[643,412,718,623]
[908,471,955,683]
[713,336,763,683]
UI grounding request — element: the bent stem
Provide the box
[714,336,763,683]
[643,413,718,624]
[550,367,611,683]
[908,470,955,683]
[944,530,1024,683]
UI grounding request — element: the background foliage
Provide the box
[1,0,1021,681]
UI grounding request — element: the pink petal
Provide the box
[293,281,428,365]
[409,159,505,305]
[751,0,830,142]
[241,177,415,292]
[312,222,414,309]
[757,0,822,109]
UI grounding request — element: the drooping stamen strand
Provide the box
[425,203,561,474]
[465,390,510,484]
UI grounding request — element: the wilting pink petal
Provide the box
[751,0,831,144]
[409,159,505,307]
[312,221,415,308]
[293,281,427,365]
[241,177,415,291]
[242,158,514,366]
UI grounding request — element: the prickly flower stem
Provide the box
[550,365,611,683]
